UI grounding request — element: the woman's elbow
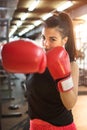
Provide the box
[64,96,78,110]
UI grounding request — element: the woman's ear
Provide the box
[63,36,68,45]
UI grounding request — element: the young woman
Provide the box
[26,12,79,130]
[1,12,79,130]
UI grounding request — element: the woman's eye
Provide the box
[50,38,56,42]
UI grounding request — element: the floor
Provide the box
[72,86,87,130]
[0,73,87,130]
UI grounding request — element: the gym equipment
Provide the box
[9,117,29,130]
[2,112,22,118]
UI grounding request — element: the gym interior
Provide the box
[0,0,87,130]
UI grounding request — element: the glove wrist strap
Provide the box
[57,75,73,92]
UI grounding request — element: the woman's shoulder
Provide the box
[70,61,79,73]
[71,60,78,66]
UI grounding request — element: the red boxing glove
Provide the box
[1,39,46,73]
[46,46,73,92]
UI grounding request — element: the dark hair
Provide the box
[43,12,77,62]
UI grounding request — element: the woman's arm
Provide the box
[60,61,79,110]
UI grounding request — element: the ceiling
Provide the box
[0,0,87,41]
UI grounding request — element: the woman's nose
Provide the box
[43,40,49,49]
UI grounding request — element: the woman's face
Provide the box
[42,27,68,51]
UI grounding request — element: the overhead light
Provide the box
[28,0,40,12]
[16,20,22,27]
[33,20,42,26]
[57,1,74,11]
[21,13,29,21]
[9,28,17,37]
[42,13,53,20]
[19,25,34,36]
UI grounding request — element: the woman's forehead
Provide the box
[42,27,62,37]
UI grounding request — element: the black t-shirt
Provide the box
[26,68,73,126]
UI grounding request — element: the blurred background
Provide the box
[0,0,87,130]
